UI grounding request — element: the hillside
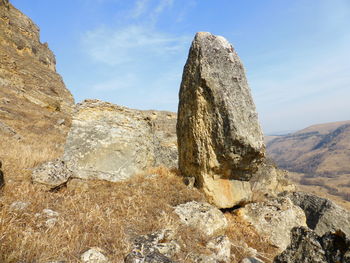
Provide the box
[266,120,350,176]
[0,1,74,179]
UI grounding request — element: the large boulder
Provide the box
[281,192,350,237]
[57,100,177,183]
[239,197,307,251]
[177,32,265,208]
[274,227,350,263]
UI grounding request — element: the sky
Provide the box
[10,0,350,134]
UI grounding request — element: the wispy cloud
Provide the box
[130,0,150,18]
[82,25,190,66]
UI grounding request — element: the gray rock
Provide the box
[124,230,178,263]
[32,159,72,189]
[10,201,30,211]
[274,227,350,263]
[174,201,227,236]
[240,197,307,250]
[177,32,265,208]
[81,248,109,263]
[281,192,350,236]
[206,235,231,263]
[61,100,177,183]
[241,257,265,263]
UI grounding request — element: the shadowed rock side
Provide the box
[274,227,350,263]
[177,32,266,208]
[0,3,74,143]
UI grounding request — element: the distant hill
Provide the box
[266,120,350,176]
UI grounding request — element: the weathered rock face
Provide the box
[281,192,350,237]
[274,227,350,263]
[0,2,74,152]
[239,197,307,251]
[174,201,228,236]
[177,32,265,208]
[57,100,177,182]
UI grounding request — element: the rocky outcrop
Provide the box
[31,100,178,185]
[274,227,350,263]
[174,201,227,236]
[281,192,350,237]
[0,2,74,156]
[177,32,269,208]
[239,197,307,250]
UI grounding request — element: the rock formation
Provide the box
[0,2,74,148]
[177,32,265,208]
[239,197,307,251]
[281,192,350,237]
[32,100,178,186]
[274,227,350,263]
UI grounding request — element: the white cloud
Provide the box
[82,25,190,66]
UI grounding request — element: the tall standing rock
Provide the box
[177,32,265,208]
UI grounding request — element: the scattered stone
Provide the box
[10,201,30,211]
[32,159,72,189]
[42,208,59,218]
[274,227,350,263]
[177,32,265,208]
[125,230,178,263]
[239,197,307,250]
[81,248,109,263]
[206,235,231,263]
[174,201,227,236]
[240,257,265,263]
[45,217,58,228]
[280,191,350,237]
[56,119,65,125]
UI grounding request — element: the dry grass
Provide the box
[0,133,281,262]
[0,167,208,262]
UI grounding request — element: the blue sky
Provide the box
[11,0,350,134]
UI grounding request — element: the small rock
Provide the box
[42,208,59,217]
[206,235,231,263]
[241,257,265,263]
[56,119,65,125]
[125,230,179,263]
[174,201,227,236]
[10,201,30,211]
[32,159,72,189]
[81,248,109,263]
[45,218,58,228]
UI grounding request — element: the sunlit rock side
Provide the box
[177,32,266,208]
[61,100,177,182]
[0,2,74,142]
